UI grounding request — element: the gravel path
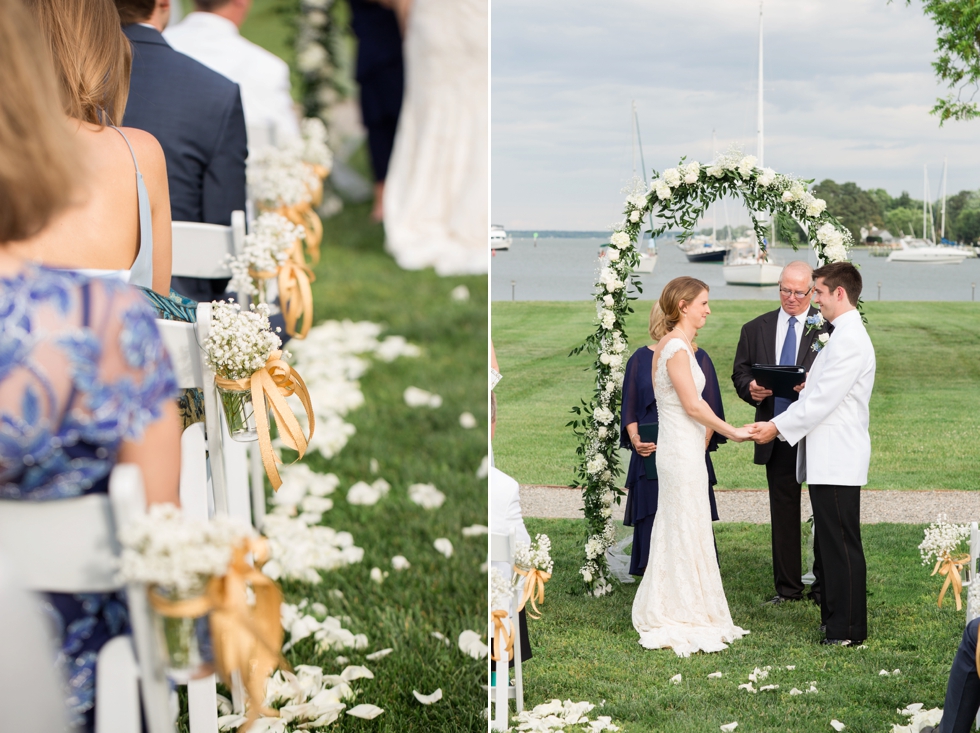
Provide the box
[520,485,980,524]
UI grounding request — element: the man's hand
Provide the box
[748,379,773,403]
[747,421,779,444]
[793,373,808,393]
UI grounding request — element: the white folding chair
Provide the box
[967,521,979,624]
[171,212,245,285]
[0,465,174,733]
[490,529,523,731]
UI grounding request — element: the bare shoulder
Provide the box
[118,127,166,171]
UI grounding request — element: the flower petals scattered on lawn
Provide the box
[217,714,248,731]
[413,689,443,705]
[391,555,411,570]
[720,723,738,732]
[365,648,393,661]
[760,684,779,692]
[409,483,446,509]
[831,720,845,731]
[451,285,470,301]
[346,479,390,505]
[431,631,451,646]
[790,688,803,696]
[340,665,374,681]
[404,386,442,408]
[738,683,757,693]
[346,704,384,720]
[513,700,620,732]
[459,412,477,428]
[786,665,796,670]
[892,704,943,733]
[458,630,488,659]
[748,667,768,682]
[880,669,891,676]
[462,524,489,537]
[434,538,454,557]
[669,674,682,685]
[477,455,489,478]
[707,671,723,679]
[370,567,388,584]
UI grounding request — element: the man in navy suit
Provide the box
[115,0,248,302]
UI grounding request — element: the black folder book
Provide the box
[751,364,806,399]
[638,422,659,480]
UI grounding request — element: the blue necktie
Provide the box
[774,316,797,416]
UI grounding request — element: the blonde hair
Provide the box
[25,0,131,126]
[658,277,709,332]
[648,301,668,341]
[0,0,79,243]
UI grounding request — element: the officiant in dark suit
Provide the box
[732,260,830,606]
[114,0,248,302]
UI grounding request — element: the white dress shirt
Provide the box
[774,307,805,364]
[490,467,530,607]
[164,12,300,146]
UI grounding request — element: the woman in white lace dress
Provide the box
[632,277,751,656]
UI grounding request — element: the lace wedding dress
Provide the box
[632,338,748,656]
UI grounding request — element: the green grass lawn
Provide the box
[491,300,980,490]
[521,517,963,733]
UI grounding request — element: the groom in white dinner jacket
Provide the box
[749,261,876,645]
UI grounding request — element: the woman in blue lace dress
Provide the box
[0,3,181,728]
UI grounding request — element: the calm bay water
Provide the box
[490,237,980,302]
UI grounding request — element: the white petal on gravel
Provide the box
[434,538,454,558]
[459,412,478,429]
[458,630,488,659]
[720,724,738,732]
[831,721,845,732]
[431,631,451,646]
[413,689,443,705]
[462,525,489,537]
[346,704,384,720]
[707,672,723,679]
[340,665,374,681]
[669,674,682,685]
[451,285,470,301]
[365,648,393,661]
[789,688,803,696]
[409,483,446,509]
[391,555,411,570]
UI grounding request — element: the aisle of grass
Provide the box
[522,517,960,733]
[491,300,980,490]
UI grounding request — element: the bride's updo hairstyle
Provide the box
[0,0,79,243]
[658,276,709,331]
[648,302,668,341]
[25,0,131,126]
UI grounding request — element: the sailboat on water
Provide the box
[888,160,970,264]
[722,1,782,287]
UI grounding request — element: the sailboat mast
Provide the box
[941,157,948,241]
[712,129,718,241]
[922,164,928,243]
[631,101,637,177]
[757,1,764,168]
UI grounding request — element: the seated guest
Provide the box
[115,0,248,303]
[0,2,181,729]
[621,302,724,576]
[922,618,980,733]
[20,0,173,297]
[165,0,300,146]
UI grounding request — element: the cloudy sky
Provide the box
[491,0,980,230]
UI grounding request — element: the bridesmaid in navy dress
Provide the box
[621,303,727,576]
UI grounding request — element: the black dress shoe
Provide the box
[820,638,864,646]
[764,595,800,606]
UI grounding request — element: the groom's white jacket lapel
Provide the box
[771,309,876,486]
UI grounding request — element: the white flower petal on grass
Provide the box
[459,412,478,429]
[899,704,924,716]
[403,386,441,408]
[391,555,411,570]
[369,567,387,584]
[346,481,384,506]
[334,656,348,666]
[760,684,779,691]
[340,665,374,681]
[721,724,738,732]
[329,589,343,599]
[707,671,723,679]
[831,721,845,732]
[879,670,890,676]
[893,669,901,675]
[669,674,682,685]
[451,285,470,301]
[218,714,249,731]
[789,688,804,696]
[786,665,796,670]
[409,483,446,509]
[434,538,454,558]
[365,648,393,661]
[431,631,451,646]
[369,458,379,473]
[458,630,488,659]
[462,524,489,537]
[476,455,489,478]
[346,704,384,720]
[738,683,757,693]
[216,694,233,716]
[413,688,443,705]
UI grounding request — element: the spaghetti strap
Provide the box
[108,126,154,290]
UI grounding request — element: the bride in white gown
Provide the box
[632,277,752,656]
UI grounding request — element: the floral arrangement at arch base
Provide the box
[570,146,854,597]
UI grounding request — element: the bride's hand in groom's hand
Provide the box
[729,426,753,443]
[746,421,778,444]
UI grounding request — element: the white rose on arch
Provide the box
[683,161,701,184]
[662,168,681,187]
[603,295,614,307]
[757,167,776,187]
[607,246,620,262]
[610,231,630,249]
[654,181,672,200]
[593,406,614,425]
[600,309,616,330]
[629,210,640,223]
[707,164,724,178]
[737,155,757,178]
[823,242,848,263]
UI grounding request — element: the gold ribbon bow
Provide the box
[490,609,513,662]
[514,567,551,619]
[149,538,288,729]
[215,351,315,491]
[933,552,971,610]
[278,204,322,265]
[277,259,315,340]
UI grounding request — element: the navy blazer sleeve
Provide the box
[620,349,641,449]
[202,88,247,226]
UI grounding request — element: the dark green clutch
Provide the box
[638,422,659,479]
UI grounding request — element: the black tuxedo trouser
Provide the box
[766,440,822,600]
[940,618,980,733]
[810,484,867,641]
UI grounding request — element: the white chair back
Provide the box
[489,529,524,730]
[171,211,245,280]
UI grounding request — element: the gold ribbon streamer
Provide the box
[149,538,289,730]
[215,351,315,492]
[514,567,551,619]
[278,204,322,265]
[932,552,970,610]
[277,260,315,340]
[490,609,513,662]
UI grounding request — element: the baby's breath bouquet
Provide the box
[490,567,513,612]
[298,117,333,173]
[205,301,282,440]
[919,514,972,610]
[513,534,553,619]
[227,212,305,305]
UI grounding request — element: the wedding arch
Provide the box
[569,147,854,597]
